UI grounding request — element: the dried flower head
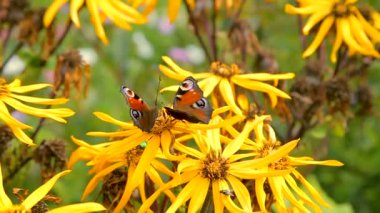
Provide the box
[54,50,90,99]
[0,0,28,25]
[34,139,67,182]
[17,9,44,46]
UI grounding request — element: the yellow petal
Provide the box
[174,143,203,160]
[255,177,267,211]
[338,18,367,54]
[70,0,85,27]
[22,170,71,209]
[268,176,286,209]
[0,165,12,208]
[234,73,295,81]
[188,177,209,213]
[233,79,291,99]
[284,175,322,212]
[349,15,375,50]
[330,22,343,63]
[303,11,330,35]
[47,202,106,213]
[218,78,242,115]
[177,159,201,173]
[43,0,69,27]
[228,168,291,179]
[9,83,51,93]
[146,167,176,202]
[289,156,343,166]
[82,162,125,200]
[10,125,34,145]
[0,101,32,129]
[292,170,330,207]
[161,56,196,77]
[10,94,68,105]
[168,0,181,22]
[109,0,147,21]
[226,175,252,212]
[282,181,310,212]
[161,130,185,161]
[198,75,221,97]
[98,1,133,30]
[303,16,335,58]
[284,4,325,15]
[86,0,109,44]
[232,139,299,169]
[138,177,180,213]
[212,180,224,213]
[223,116,269,158]
[93,112,132,128]
[114,136,160,213]
[354,9,380,43]
[166,175,204,213]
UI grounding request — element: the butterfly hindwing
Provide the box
[121,86,157,132]
[167,76,213,123]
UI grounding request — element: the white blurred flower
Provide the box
[132,31,154,59]
[79,48,98,65]
[185,45,205,65]
[3,55,25,76]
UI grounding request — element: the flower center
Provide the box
[269,157,289,170]
[125,146,144,167]
[211,62,240,78]
[0,78,10,97]
[201,151,229,180]
[151,109,177,135]
[333,1,355,17]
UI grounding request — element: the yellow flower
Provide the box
[0,165,105,212]
[241,121,344,212]
[285,0,380,62]
[139,115,295,213]
[43,0,147,44]
[0,78,74,145]
[69,109,241,212]
[160,56,294,115]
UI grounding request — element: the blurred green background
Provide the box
[3,0,380,212]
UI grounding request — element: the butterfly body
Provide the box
[121,76,213,132]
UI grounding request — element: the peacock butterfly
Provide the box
[121,76,213,132]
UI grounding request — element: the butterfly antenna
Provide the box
[154,73,162,107]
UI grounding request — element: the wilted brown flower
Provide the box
[0,0,28,25]
[34,139,67,182]
[17,9,44,46]
[54,50,90,99]
[325,77,351,115]
[0,125,12,155]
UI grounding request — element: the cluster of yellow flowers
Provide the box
[68,57,343,212]
[7,0,380,211]
[285,0,380,62]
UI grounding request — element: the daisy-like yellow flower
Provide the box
[43,0,147,44]
[240,120,344,212]
[0,165,105,212]
[160,56,294,115]
[285,0,380,62]
[0,78,74,145]
[69,109,242,212]
[139,115,298,213]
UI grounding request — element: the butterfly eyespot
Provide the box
[121,86,135,98]
[180,79,194,91]
[192,98,207,109]
[130,109,142,120]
